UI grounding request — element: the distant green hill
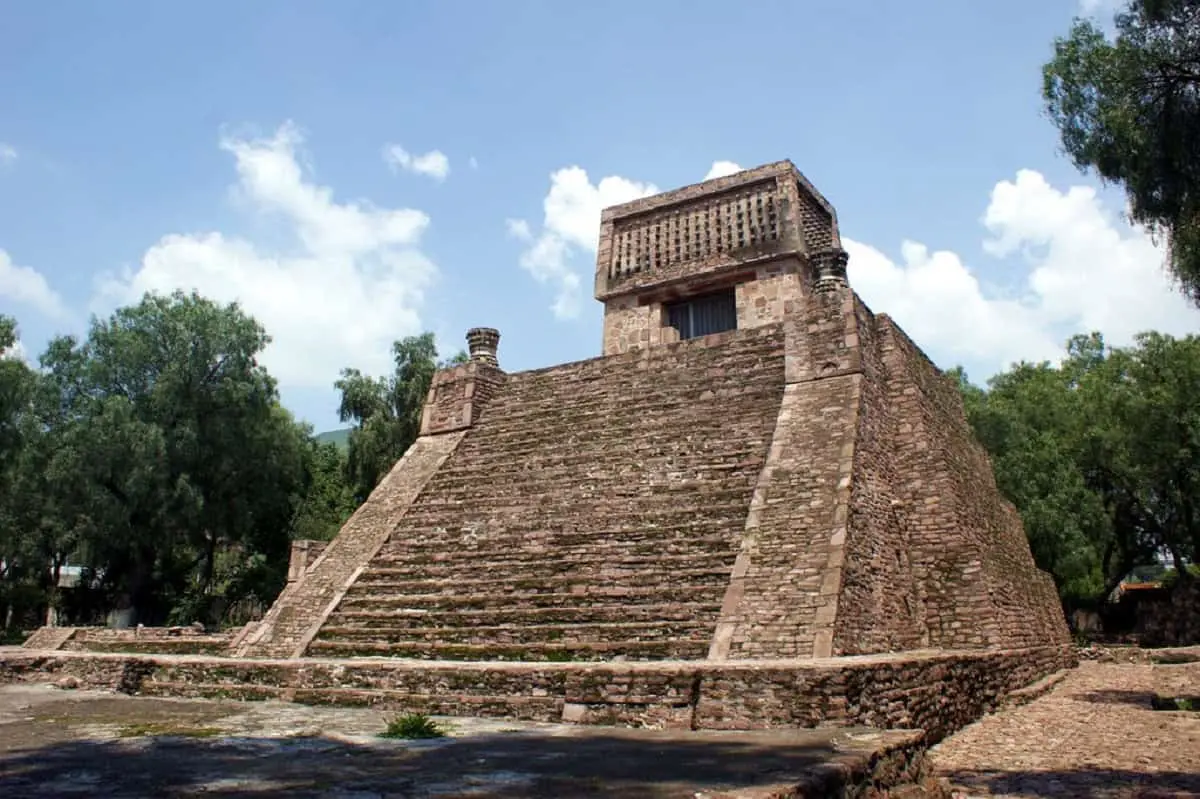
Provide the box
[314,428,351,451]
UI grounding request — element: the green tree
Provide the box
[31,291,311,625]
[0,317,44,630]
[291,439,357,541]
[957,330,1200,606]
[336,333,466,502]
[1043,0,1200,300]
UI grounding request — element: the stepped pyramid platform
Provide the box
[10,161,1074,736]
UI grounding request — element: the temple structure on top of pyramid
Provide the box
[230,160,1068,664]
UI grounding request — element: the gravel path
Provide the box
[931,659,1200,798]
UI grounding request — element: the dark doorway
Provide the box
[665,289,738,340]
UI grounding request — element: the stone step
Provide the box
[408,472,764,500]
[326,602,722,626]
[456,405,777,441]
[495,355,783,393]
[332,585,725,613]
[316,619,713,646]
[495,356,782,395]
[465,389,779,424]
[139,682,564,722]
[352,566,733,594]
[372,543,739,572]
[392,496,755,523]
[363,552,735,582]
[304,638,711,661]
[376,524,746,555]
[390,509,753,536]
[149,661,568,696]
[452,421,777,455]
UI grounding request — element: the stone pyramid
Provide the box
[237,161,1069,664]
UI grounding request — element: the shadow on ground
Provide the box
[942,767,1200,799]
[1072,689,1160,707]
[0,728,905,798]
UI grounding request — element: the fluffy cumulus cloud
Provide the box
[848,169,1200,375]
[383,144,450,182]
[703,160,743,180]
[0,248,67,319]
[516,157,1200,378]
[508,167,657,319]
[95,122,437,387]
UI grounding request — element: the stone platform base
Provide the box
[0,645,1075,740]
[0,683,954,798]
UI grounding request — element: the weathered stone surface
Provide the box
[236,431,466,658]
[311,326,787,661]
[931,659,1200,798]
[1134,580,1200,647]
[0,645,1076,737]
[286,539,327,583]
[0,682,947,799]
[61,627,233,656]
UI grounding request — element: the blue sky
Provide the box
[2,0,1196,432]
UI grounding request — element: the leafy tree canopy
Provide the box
[336,333,466,502]
[957,330,1200,606]
[1043,0,1200,300]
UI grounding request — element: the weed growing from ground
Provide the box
[380,712,446,739]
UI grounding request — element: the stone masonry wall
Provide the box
[734,258,807,330]
[62,627,233,655]
[310,327,786,662]
[0,644,1076,738]
[1135,579,1200,647]
[833,298,929,655]
[601,295,681,356]
[419,361,507,435]
[712,290,863,660]
[857,320,1069,651]
[235,432,467,659]
[287,540,328,583]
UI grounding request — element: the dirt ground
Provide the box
[0,682,920,798]
[931,659,1200,798]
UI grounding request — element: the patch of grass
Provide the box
[380,712,446,739]
[117,722,224,738]
[1151,694,1199,711]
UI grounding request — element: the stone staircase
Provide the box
[308,326,787,661]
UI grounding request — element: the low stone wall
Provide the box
[48,627,234,655]
[1136,581,1200,647]
[0,645,1075,739]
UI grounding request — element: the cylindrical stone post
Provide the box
[466,327,501,367]
[813,248,850,293]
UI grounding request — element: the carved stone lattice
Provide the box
[609,180,781,281]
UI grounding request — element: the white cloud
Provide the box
[0,248,67,319]
[847,168,1200,376]
[383,144,450,182]
[0,143,15,165]
[94,122,437,388]
[513,167,657,319]
[505,218,532,241]
[704,160,742,180]
[516,155,1200,376]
